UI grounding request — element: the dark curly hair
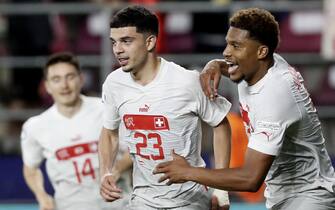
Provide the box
[110,5,159,36]
[230,8,280,56]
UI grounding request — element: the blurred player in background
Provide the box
[98,5,231,210]
[153,8,335,210]
[21,52,132,210]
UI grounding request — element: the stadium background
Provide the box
[0,0,334,209]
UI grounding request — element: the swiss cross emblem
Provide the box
[154,117,165,128]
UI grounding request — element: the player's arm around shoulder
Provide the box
[200,59,229,100]
[98,127,123,202]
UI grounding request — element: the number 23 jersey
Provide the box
[102,58,231,208]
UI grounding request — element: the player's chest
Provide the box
[239,95,264,135]
[37,120,101,153]
[117,87,194,117]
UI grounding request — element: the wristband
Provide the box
[212,189,230,206]
[100,172,113,183]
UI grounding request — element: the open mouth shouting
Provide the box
[223,59,239,75]
[118,57,129,66]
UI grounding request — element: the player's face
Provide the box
[223,26,264,85]
[110,26,151,73]
[45,62,83,107]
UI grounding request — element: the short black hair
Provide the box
[230,8,280,56]
[44,52,80,78]
[110,5,159,36]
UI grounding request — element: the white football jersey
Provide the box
[238,54,335,208]
[21,96,131,210]
[102,58,231,208]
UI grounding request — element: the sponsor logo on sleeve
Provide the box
[256,121,280,141]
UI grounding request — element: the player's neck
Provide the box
[131,56,161,86]
[248,57,274,85]
[56,97,83,118]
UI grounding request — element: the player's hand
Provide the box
[36,193,55,210]
[200,60,225,101]
[153,150,192,185]
[100,174,122,202]
[211,195,230,210]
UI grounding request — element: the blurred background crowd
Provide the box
[0,0,334,206]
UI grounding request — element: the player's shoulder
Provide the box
[82,95,102,106]
[258,74,293,109]
[164,58,199,76]
[23,106,55,131]
[254,55,300,116]
[81,95,103,113]
[266,54,297,95]
[163,58,200,84]
[104,67,128,84]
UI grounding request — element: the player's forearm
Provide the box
[98,128,119,177]
[112,152,132,174]
[188,148,273,192]
[213,118,231,169]
[187,167,262,192]
[23,165,49,198]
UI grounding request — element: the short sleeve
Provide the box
[247,85,301,156]
[248,121,286,156]
[195,80,231,127]
[102,81,121,130]
[21,121,44,168]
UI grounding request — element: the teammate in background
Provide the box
[98,5,231,210]
[21,52,132,210]
[153,8,335,210]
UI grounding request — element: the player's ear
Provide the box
[257,45,269,59]
[146,34,157,52]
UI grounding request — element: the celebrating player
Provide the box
[21,52,132,210]
[154,8,335,210]
[99,5,232,210]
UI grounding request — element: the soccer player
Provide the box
[21,52,132,210]
[153,8,335,210]
[98,5,231,210]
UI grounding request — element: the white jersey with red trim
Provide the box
[102,58,231,208]
[238,54,335,208]
[21,96,131,210]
